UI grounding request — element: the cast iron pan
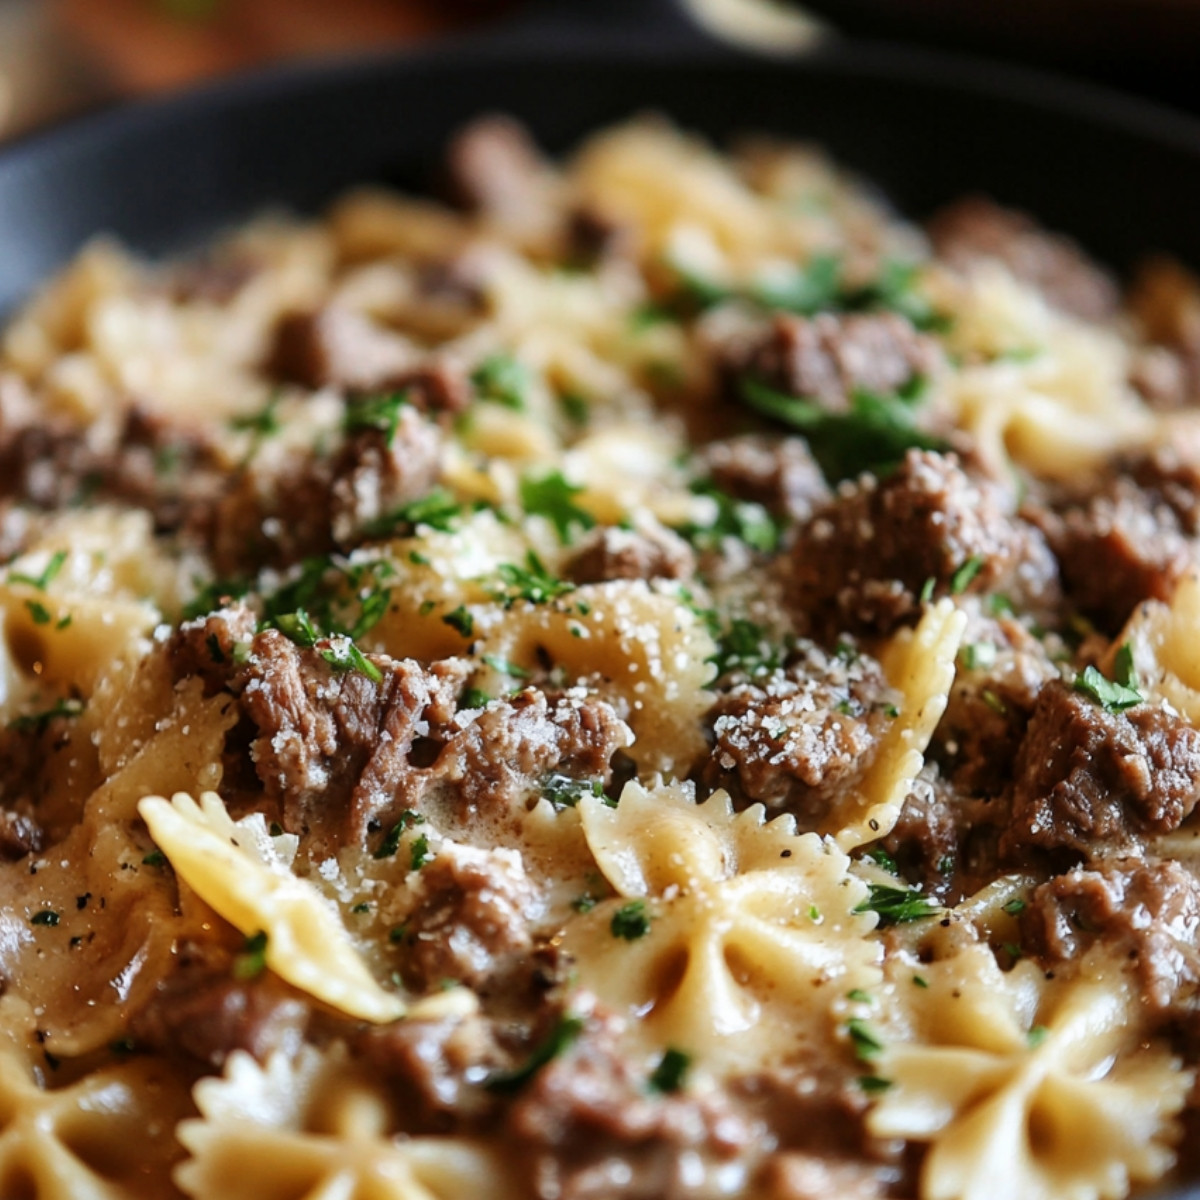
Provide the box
[1,2,1199,1194]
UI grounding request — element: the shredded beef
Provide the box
[353,1014,510,1130]
[436,688,632,817]
[508,1015,758,1200]
[737,312,940,410]
[238,632,466,849]
[1021,858,1200,1037]
[396,842,538,994]
[928,196,1119,322]
[444,115,550,225]
[703,434,830,522]
[701,644,898,828]
[169,605,259,692]
[788,450,1059,639]
[566,525,695,585]
[266,306,416,392]
[878,768,961,896]
[130,947,309,1069]
[1003,681,1200,861]
[329,406,443,546]
[1128,257,1200,408]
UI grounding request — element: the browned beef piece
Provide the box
[759,1155,887,1200]
[329,407,443,546]
[1128,258,1200,408]
[353,1014,510,1129]
[788,450,1059,639]
[1029,477,1193,635]
[564,206,633,267]
[1021,858,1200,1036]
[266,307,413,392]
[239,632,466,849]
[205,448,336,575]
[508,1016,758,1200]
[0,405,223,534]
[700,643,898,828]
[168,605,259,691]
[130,944,309,1069]
[437,689,631,816]
[878,770,960,894]
[928,196,1119,322]
[1003,681,1200,861]
[739,312,940,410]
[444,115,549,223]
[1127,445,1200,534]
[702,435,830,522]
[385,361,473,415]
[396,843,538,994]
[0,810,43,861]
[566,526,695,585]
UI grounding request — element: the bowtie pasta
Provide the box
[0,113,1198,1200]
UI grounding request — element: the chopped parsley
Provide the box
[571,892,598,913]
[543,774,605,810]
[857,1075,893,1094]
[559,391,590,425]
[959,642,996,672]
[846,988,873,1004]
[25,599,52,625]
[482,654,531,678]
[981,689,1008,715]
[919,576,936,603]
[30,909,60,927]
[648,1048,692,1094]
[364,487,473,537]
[472,354,530,410]
[373,810,425,860]
[740,378,948,484]
[853,883,941,927]
[611,900,651,941]
[912,975,929,988]
[707,617,786,680]
[409,834,432,871]
[846,1017,884,1061]
[484,1013,586,1094]
[1027,1025,1049,1048]
[442,606,475,638]
[182,576,250,621]
[1073,663,1143,713]
[344,391,409,444]
[492,553,575,606]
[461,687,491,709]
[950,555,985,595]
[229,395,282,437]
[520,471,596,544]
[863,847,899,874]
[142,850,167,867]
[678,480,781,554]
[319,635,383,684]
[9,549,67,591]
[1113,641,1139,689]
[9,697,85,734]
[752,252,842,315]
[1002,898,1027,916]
[231,930,268,980]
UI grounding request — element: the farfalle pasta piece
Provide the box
[564,780,880,1072]
[832,599,966,850]
[177,1046,521,1200]
[138,792,470,1024]
[867,944,1190,1200]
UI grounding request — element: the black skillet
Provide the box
[2,1,1200,1194]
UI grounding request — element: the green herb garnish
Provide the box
[853,883,941,927]
[344,391,409,444]
[648,1048,692,1094]
[442,606,475,639]
[493,553,575,606]
[231,930,268,980]
[846,1018,884,1061]
[373,810,425,860]
[950,555,985,595]
[611,900,651,941]
[484,1013,586,1094]
[1073,663,1142,714]
[472,355,530,410]
[9,549,68,591]
[520,471,596,545]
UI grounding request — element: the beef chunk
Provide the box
[444,115,551,227]
[207,406,443,573]
[238,632,467,849]
[700,643,900,828]
[508,1016,757,1200]
[566,525,695,585]
[928,196,1118,322]
[329,406,443,546]
[1029,465,1196,634]
[1004,681,1200,860]
[384,361,473,415]
[353,1014,510,1129]
[564,206,633,267]
[1128,257,1200,408]
[738,312,940,410]
[1021,858,1200,1034]
[436,688,632,816]
[788,450,1059,639]
[0,405,224,535]
[878,768,961,896]
[0,810,43,861]
[703,434,830,522]
[130,950,309,1069]
[168,605,259,692]
[397,843,538,994]
[266,306,414,392]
